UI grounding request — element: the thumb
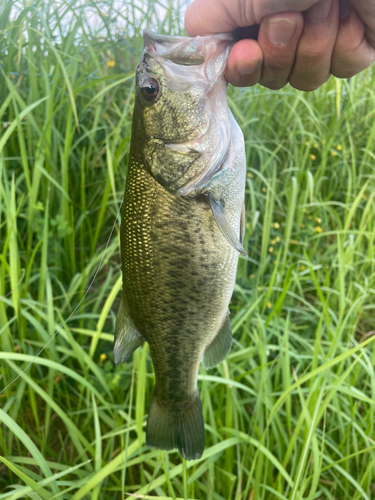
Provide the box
[185,0,321,36]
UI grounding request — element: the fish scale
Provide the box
[115,30,246,459]
[123,163,234,395]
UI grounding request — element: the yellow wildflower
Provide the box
[99,353,107,363]
[299,265,306,271]
[331,151,338,156]
[313,143,318,149]
[262,187,267,193]
[107,60,115,67]
[267,302,272,308]
[310,154,316,160]
[247,172,254,178]
[269,246,274,253]
[274,236,280,242]
[272,222,280,229]
[315,226,322,233]
[336,145,342,151]
[315,217,322,223]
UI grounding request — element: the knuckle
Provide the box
[298,49,326,64]
[260,58,291,82]
[261,79,287,90]
[331,68,358,79]
[289,73,330,92]
[331,47,375,78]
[289,81,320,92]
[265,59,288,73]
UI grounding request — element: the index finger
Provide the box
[185,0,321,36]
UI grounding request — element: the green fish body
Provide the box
[115,30,246,460]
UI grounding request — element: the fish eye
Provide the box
[140,78,160,101]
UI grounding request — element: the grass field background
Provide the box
[1,0,375,498]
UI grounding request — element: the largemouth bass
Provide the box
[115,30,246,460]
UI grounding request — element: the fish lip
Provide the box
[143,29,234,46]
[143,29,234,67]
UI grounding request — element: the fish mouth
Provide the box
[143,29,233,67]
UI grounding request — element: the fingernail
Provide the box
[236,59,259,76]
[267,18,297,46]
[307,0,332,24]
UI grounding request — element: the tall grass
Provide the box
[1,0,375,498]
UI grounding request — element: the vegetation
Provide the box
[1,0,375,498]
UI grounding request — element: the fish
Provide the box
[114,29,246,460]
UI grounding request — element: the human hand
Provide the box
[185,0,375,91]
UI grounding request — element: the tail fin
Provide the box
[146,390,205,460]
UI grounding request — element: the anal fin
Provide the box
[207,193,247,257]
[114,294,144,365]
[202,312,232,369]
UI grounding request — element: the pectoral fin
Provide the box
[207,193,247,256]
[202,312,232,369]
[114,295,144,365]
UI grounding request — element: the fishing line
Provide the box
[0,201,123,395]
